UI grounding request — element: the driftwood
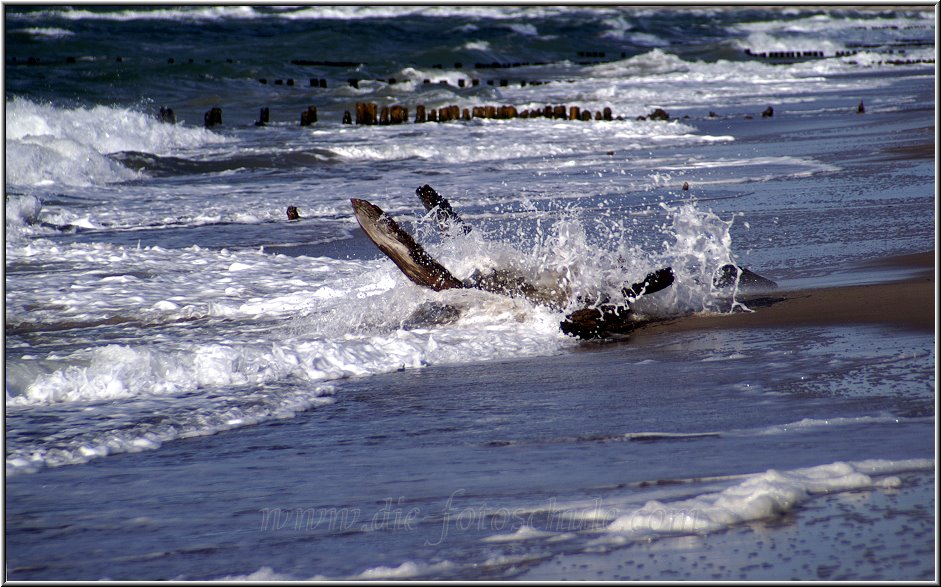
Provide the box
[350,199,464,292]
[352,186,775,339]
[352,189,687,338]
[416,184,470,234]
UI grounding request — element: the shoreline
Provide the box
[634,251,935,340]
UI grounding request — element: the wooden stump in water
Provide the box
[498,105,518,119]
[255,107,269,127]
[158,107,176,124]
[300,106,317,126]
[204,107,222,128]
[356,102,378,125]
[390,105,408,124]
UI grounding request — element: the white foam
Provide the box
[7,5,262,23]
[219,558,457,582]
[602,458,931,539]
[463,40,490,52]
[11,26,75,38]
[482,525,556,542]
[5,383,336,475]
[507,23,539,37]
[326,117,708,166]
[4,97,228,188]
[5,5,617,24]
[4,194,45,243]
[747,415,915,436]
[213,566,298,581]
[348,560,455,580]
[580,47,930,117]
[5,235,577,408]
[480,457,932,544]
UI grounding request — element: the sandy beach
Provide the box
[635,251,935,340]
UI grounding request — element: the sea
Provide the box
[3,5,937,581]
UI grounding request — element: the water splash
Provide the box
[415,196,743,319]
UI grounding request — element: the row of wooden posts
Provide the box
[181,103,642,128]
[163,102,863,129]
[348,102,623,125]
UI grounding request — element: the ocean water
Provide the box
[3,5,936,580]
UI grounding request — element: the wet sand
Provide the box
[635,251,935,341]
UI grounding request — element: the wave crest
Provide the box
[4,97,227,188]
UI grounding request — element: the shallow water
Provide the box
[4,5,936,580]
[5,323,935,580]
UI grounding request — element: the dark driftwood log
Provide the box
[409,187,680,336]
[623,267,675,300]
[416,184,471,234]
[351,199,464,292]
[352,192,775,339]
[560,305,645,339]
[713,264,778,289]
